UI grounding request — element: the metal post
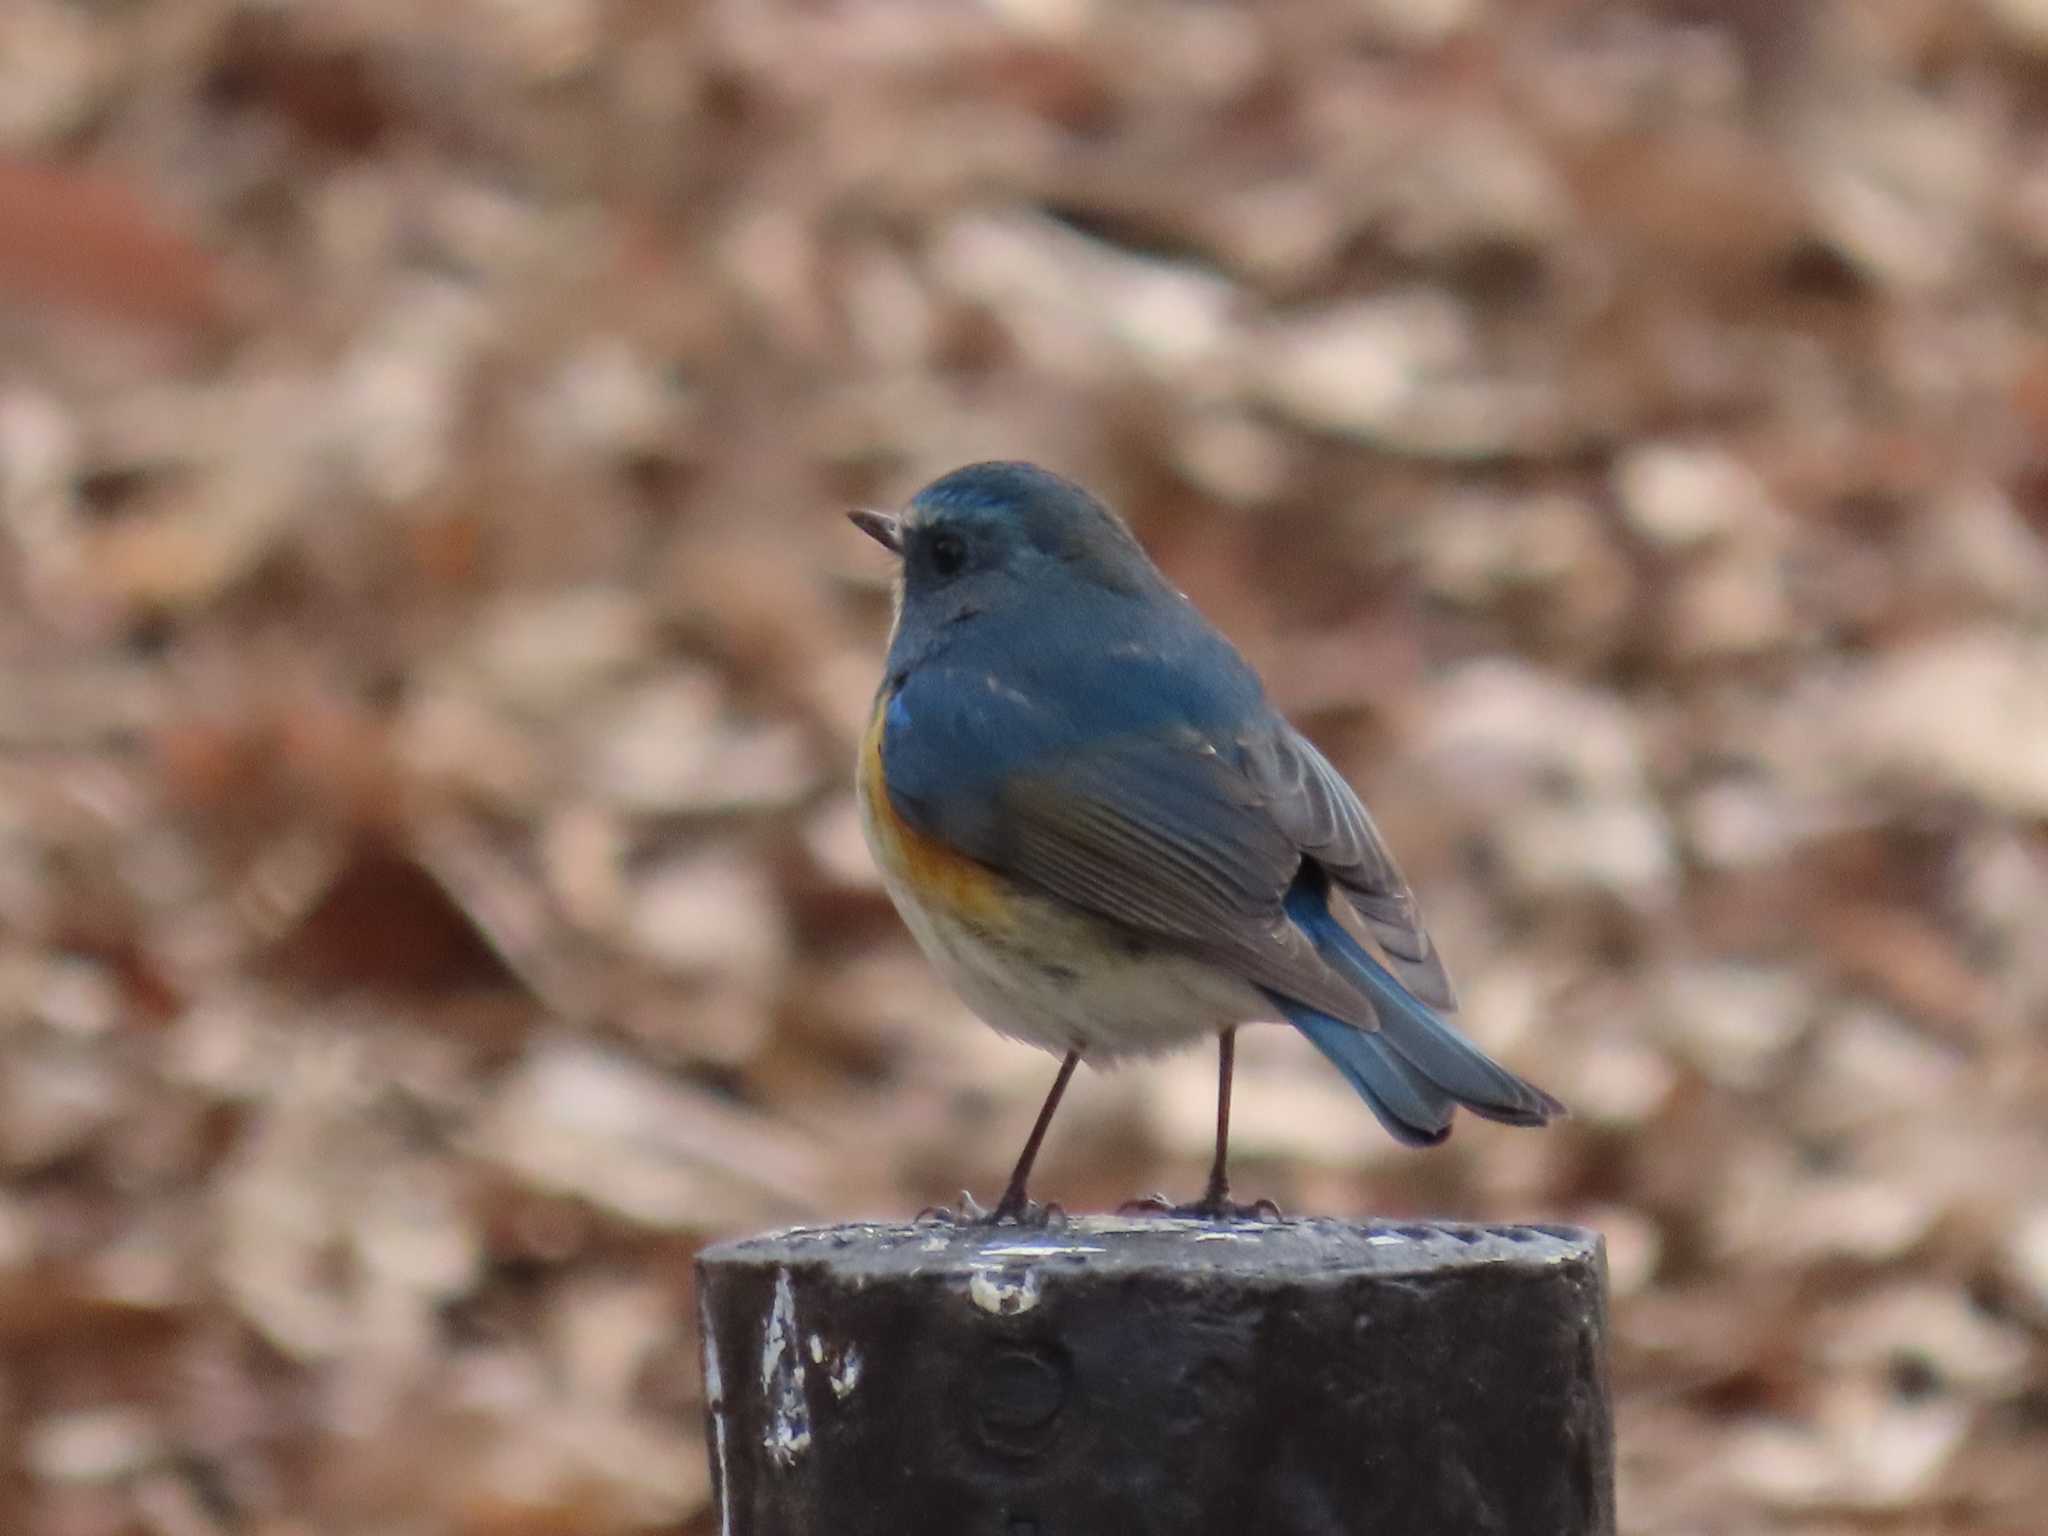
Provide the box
[697,1215,1614,1535]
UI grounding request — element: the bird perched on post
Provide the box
[850,462,1563,1222]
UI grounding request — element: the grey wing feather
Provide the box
[1234,725,1459,1012]
[991,742,1385,1027]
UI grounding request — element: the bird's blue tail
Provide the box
[1267,869,1565,1146]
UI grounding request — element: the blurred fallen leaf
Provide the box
[0,157,221,335]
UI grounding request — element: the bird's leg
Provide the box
[1121,1027,1282,1222]
[987,1049,1080,1225]
[1194,1026,1283,1219]
[1197,1025,1237,1211]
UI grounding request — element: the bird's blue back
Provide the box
[879,567,1271,847]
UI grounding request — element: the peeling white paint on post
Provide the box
[828,1344,863,1400]
[968,1264,1042,1316]
[759,1269,812,1465]
[804,1331,863,1400]
[698,1291,734,1536]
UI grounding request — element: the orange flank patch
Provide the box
[859,695,1008,922]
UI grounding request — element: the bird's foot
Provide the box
[916,1191,1067,1229]
[985,1193,1066,1229]
[1192,1194,1284,1222]
[913,1191,983,1225]
[1117,1190,1284,1223]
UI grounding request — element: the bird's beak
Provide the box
[847,508,903,555]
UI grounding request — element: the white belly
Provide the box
[874,857,1269,1060]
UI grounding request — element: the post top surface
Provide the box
[699,1215,1600,1283]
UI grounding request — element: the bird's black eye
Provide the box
[928,530,967,578]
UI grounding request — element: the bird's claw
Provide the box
[1118,1190,1284,1222]
[918,1191,1067,1229]
[1117,1192,1175,1216]
[983,1195,1066,1229]
[915,1190,987,1225]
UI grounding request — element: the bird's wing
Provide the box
[1236,724,1457,1011]
[881,662,1443,1024]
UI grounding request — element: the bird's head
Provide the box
[849,461,1163,622]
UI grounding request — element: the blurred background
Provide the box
[1,0,2046,1531]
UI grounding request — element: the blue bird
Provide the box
[850,462,1563,1221]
